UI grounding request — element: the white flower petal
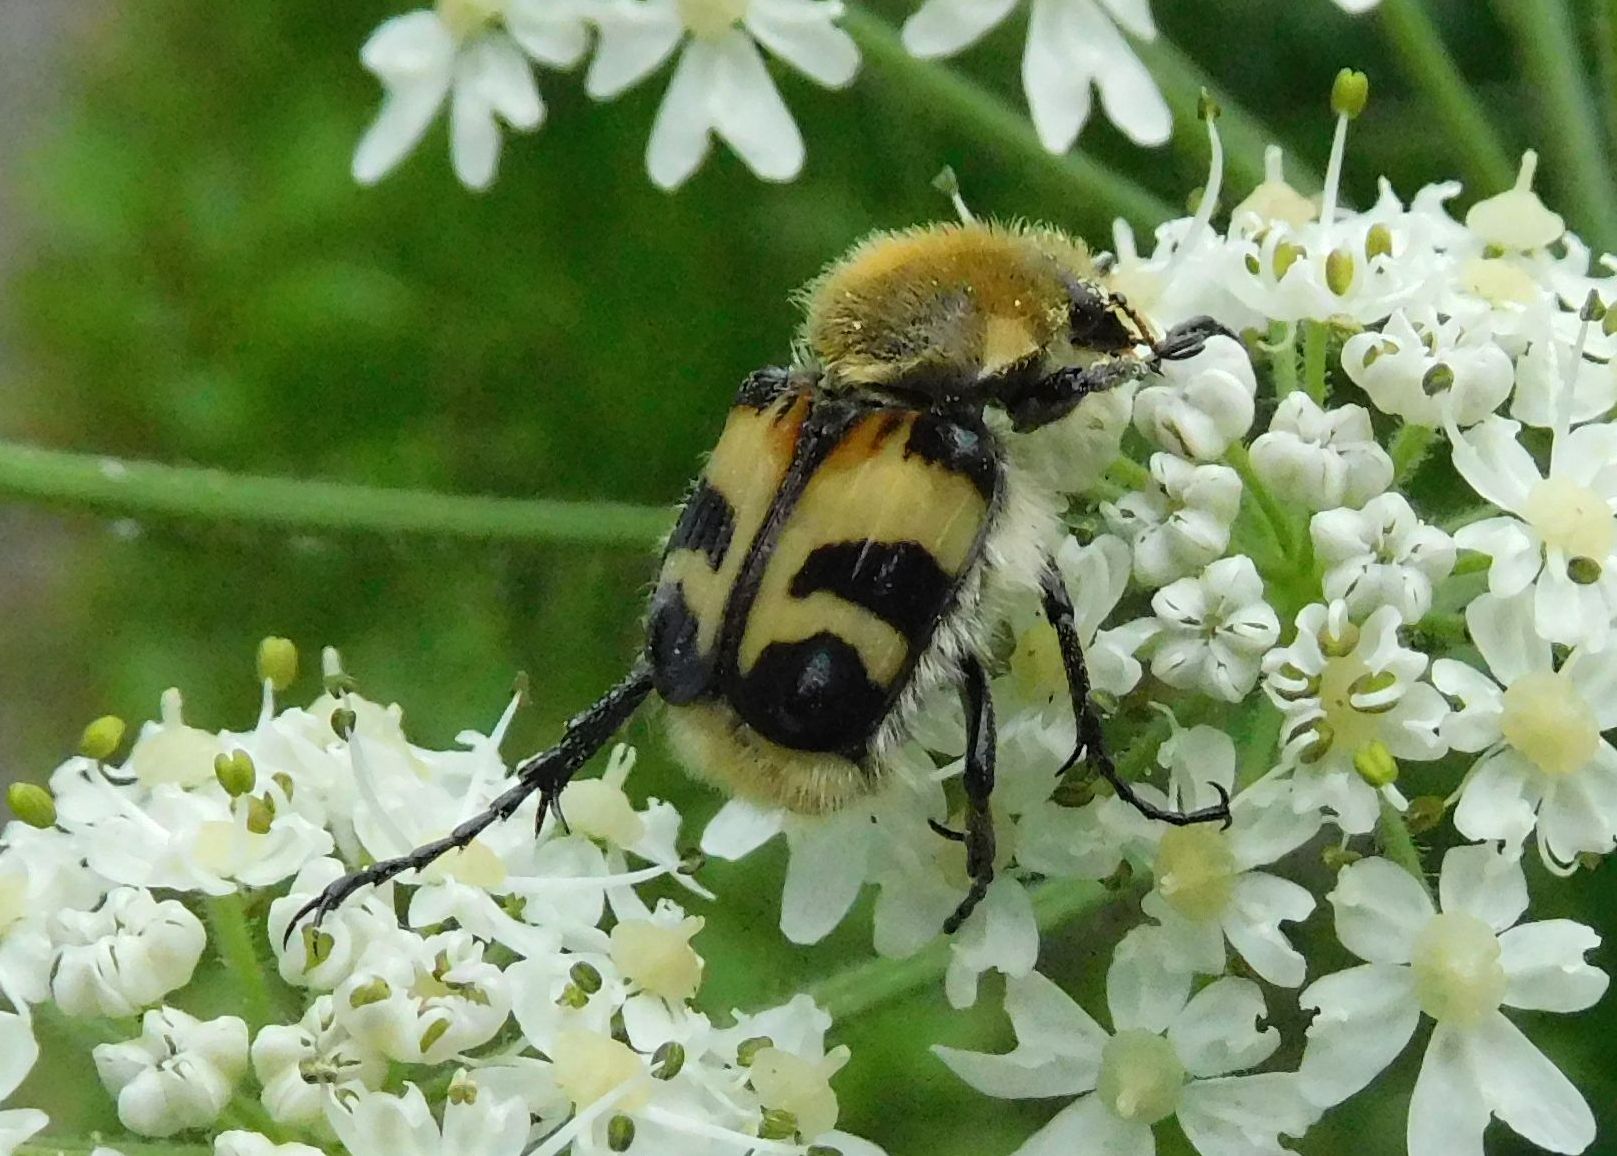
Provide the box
[747,0,860,87]
[780,814,869,944]
[645,42,717,189]
[1168,977,1278,1077]
[1329,856,1434,964]
[1298,963,1419,1106]
[1016,1092,1154,1156]
[700,800,783,859]
[1498,919,1609,1012]
[1177,1074,1317,1156]
[1221,872,1314,988]
[1438,842,1527,933]
[1470,1011,1597,1154]
[585,0,685,98]
[1406,1022,1490,1156]
[901,0,1017,57]
[1107,926,1191,1034]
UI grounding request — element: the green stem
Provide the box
[1132,39,1322,194]
[843,7,1175,227]
[806,878,1109,1021]
[19,1141,214,1156]
[0,440,669,547]
[1376,0,1515,193]
[1301,320,1330,405]
[1389,423,1437,485]
[1452,551,1491,575]
[1227,444,1297,563]
[1489,0,1617,251]
[1598,0,1617,164]
[1377,796,1430,893]
[202,894,279,1031]
[1264,321,1300,399]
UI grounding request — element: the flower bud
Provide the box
[80,714,127,760]
[7,782,56,829]
[1353,741,1399,787]
[214,750,257,797]
[1331,68,1369,118]
[257,636,298,691]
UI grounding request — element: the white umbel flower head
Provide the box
[585,0,859,190]
[1299,846,1606,1155]
[1341,307,1515,428]
[326,1079,529,1156]
[252,997,387,1127]
[1131,335,1257,461]
[903,0,1169,150]
[353,0,589,190]
[1102,453,1242,586]
[1434,590,1617,867]
[49,887,207,1019]
[1250,393,1393,512]
[1450,416,1617,648]
[93,1007,249,1138]
[1263,601,1449,833]
[334,928,510,1064]
[1137,555,1280,701]
[1311,492,1456,622]
[934,932,1317,1156]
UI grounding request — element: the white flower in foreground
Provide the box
[585,0,859,190]
[1132,334,1257,461]
[1263,601,1448,833]
[1509,336,1617,429]
[936,934,1316,1156]
[93,1007,249,1138]
[252,997,387,1127]
[268,858,401,991]
[215,1133,326,1156]
[1102,453,1242,586]
[1124,727,1320,986]
[1450,416,1617,648]
[0,825,101,1006]
[1138,555,1280,701]
[1311,492,1455,622]
[353,0,589,190]
[50,887,207,1019]
[327,1080,529,1156]
[1434,590,1617,867]
[1341,307,1514,428]
[1249,393,1393,512]
[902,0,1169,150]
[0,1010,47,1156]
[1300,846,1606,1154]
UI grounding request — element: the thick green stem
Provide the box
[1376,0,1515,193]
[1301,321,1331,405]
[1132,40,1321,194]
[1489,0,1617,251]
[202,894,280,1031]
[1265,322,1300,399]
[1227,445,1297,563]
[0,441,669,547]
[807,878,1109,1021]
[1389,423,1438,485]
[1378,796,1431,893]
[843,7,1175,227]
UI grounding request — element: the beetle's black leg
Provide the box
[1005,357,1145,433]
[1151,315,1235,363]
[1038,565,1231,828]
[942,654,997,934]
[283,661,656,945]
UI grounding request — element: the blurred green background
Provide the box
[1,0,1612,1153]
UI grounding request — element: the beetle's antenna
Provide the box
[932,166,976,225]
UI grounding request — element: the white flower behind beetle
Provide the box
[1102,453,1242,586]
[1132,335,1257,461]
[1137,555,1280,702]
[901,0,1170,150]
[1263,601,1449,833]
[1299,846,1606,1154]
[1250,393,1393,512]
[935,933,1317,1156]
[1434,590,1617,867]
[50,887,207,1019]
[327,1079,529,1156]
[353,0,589,190]
[93,1007,249,1138]
[1311,492,1456,622]
[1450,416,1617,649]
[585,0,859,190]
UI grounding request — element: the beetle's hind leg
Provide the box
[941,654,997,934]
[282,661,656,945]
[1151,315,1235,363]
[1038,565,1231,827]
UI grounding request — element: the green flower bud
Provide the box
[758,1108,799,1141]
[448,1073,478,1105]
[7,783,56,829]
[1326,248,1355,296]
[652,1041,686,1080]
[736,1035,774,1067]
[257,636,298,691]
[607,1115,636,1152]
[1352,741,1399,787]
[1331,68,1369,118]
[79,715,127,761]
[214,750,257,797]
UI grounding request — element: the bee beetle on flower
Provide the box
[290,217,1233,940]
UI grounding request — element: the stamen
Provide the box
[932,167,975,225]
[1321,69,1369,228]
[1169,92,1223,276]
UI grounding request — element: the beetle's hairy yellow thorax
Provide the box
[799,220,1097,389]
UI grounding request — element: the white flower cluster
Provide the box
[697,111,1617,1154]
[351,0,1383,192]
[0,663,882,1156]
